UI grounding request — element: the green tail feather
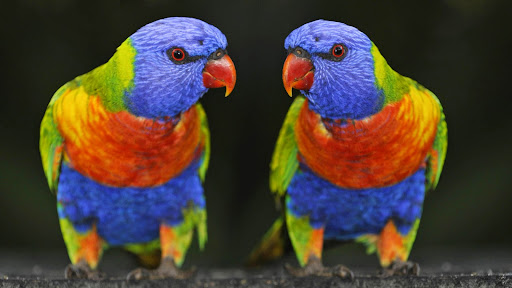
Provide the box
[124,239,161,268]
[247,217,287,267]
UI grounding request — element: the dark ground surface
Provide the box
[1,247,512,287]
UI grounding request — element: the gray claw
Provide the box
[285,256,354,280]
[127,257,196,280]
[65,260,105,280]
[380,260,420,277]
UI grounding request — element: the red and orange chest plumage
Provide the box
[295,88,440,189]
[54,87,204,188]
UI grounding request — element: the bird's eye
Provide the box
[332,44,345,58]
[171,48,185,61]
[318,44,347,61]
[166,47,188,63]
[166,47,203,64]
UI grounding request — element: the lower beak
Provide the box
[282,53,314,97]
[203,55,236,97]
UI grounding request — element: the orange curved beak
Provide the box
[203,55,236,97]
[282,53,314,97]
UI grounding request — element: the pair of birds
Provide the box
[40,17,447,280]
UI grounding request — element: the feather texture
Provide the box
[39,17,229,274]
[253,20,447,269]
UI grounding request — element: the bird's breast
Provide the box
[295,86,440,189]
[54,87,204,187]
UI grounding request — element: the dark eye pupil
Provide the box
[334,46,343,55]
[173,49,183,60]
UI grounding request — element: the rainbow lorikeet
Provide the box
[249,20,447,277]
[39,17,236,280]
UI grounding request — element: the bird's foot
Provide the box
[285,256,354,280]
[65,260,105,280]
[126,257,196,280]
[379,260,420,277]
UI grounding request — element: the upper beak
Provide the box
[282,53,314,97]
[203,54,236,97]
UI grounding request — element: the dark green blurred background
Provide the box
[1,0,511,268]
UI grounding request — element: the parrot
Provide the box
[248,20,447,278]
[39,17,236,280]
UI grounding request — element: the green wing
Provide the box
[269,96,305,200]
[40,82,77,193]
[195,103,210,183]
[425,91,448,192]
[194,103,210,250]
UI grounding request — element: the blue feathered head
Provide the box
[123,17,236,118]
[283,20,383,120]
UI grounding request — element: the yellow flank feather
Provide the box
[53,86,92,151]
[407,83,441,147]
